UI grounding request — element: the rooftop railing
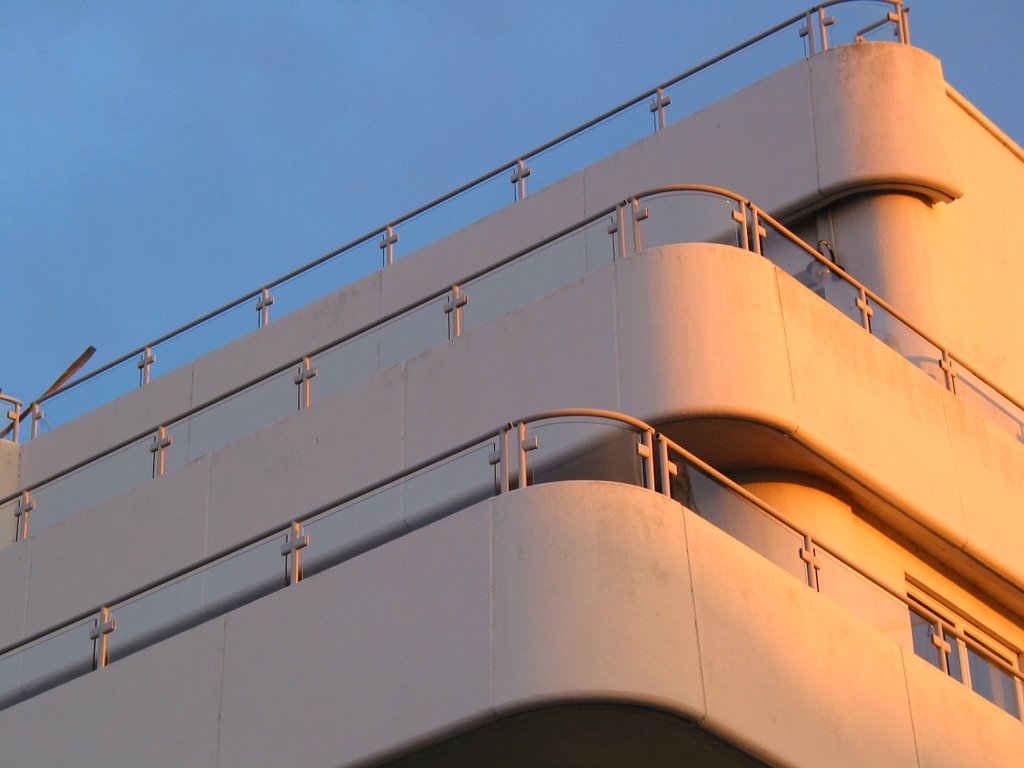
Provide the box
[0,395,21,444]
[4,0,912,439]
[2,183,1022,546]
[1,406,1019,720]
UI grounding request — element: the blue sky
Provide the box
[2,0,1022,413]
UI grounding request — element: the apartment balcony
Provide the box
[1,5,1022,766]
[0,476,1020,766]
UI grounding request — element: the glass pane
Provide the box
[909,608,943,669]
[185,368,299,461]
[402,442,497,529]
[821,273,867,327]
[966,644,1022,717]
[272,237,380,319]
[952,363,1024,443]
[107,569,206,663]
[640,191,742,251]
[0,497,19,546]
[815,549,912,648]
[303,485,405,578]
[526,419,643,489]
[36,358,138,433]
[867,299,946,386]
[664,24,799,124]
[151,299,255,382]
[0,648,22,709]
[584,215,616,274]
[686,465,806,582]
[202,535,288,619]
[947,635,964,682]
[762,223,822,285]
[18,617,96,699]
[392,172,512,258]
[379,296,449,371]
[309,329,381,406]
[527,99,653,196]
[829,2,905,46]
[461,226,590,334]
[664,452,698,510]
[162,418,192,476]
[30,434,154,535]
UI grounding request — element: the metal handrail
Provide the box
[0,183,781,507]
[3,401,1020,715]
[655,429,1024,690]
[751,203,1024,418]
[16,0,910,427]
[3,183,1022,527]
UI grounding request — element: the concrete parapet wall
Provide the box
[0,483,1019,767]
[3,243,1022,651]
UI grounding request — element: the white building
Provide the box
[1,4,1022,766]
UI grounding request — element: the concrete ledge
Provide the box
[0,482,1019,766]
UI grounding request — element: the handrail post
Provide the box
[939,350,958,394]
[281,521,310,586]
[800,535,822,590]
[636,430,655,491]
[89,606,117,669]
[256,287,275,328]
[379,225,399,267]
[443,284,469,339]
[516,421,539,489]
[855,287,874,332]
[149,426,173,478]
[631,198,650,254]
[137,346,156,386]
[748,204,766,256]
[30,402,42,440]
[649,87,671,131]
[897,1,911,44]
[655,434,678,497]
[800,8,834,54]
[800,10,817,55]
[1,396,21,443]
[608,203,628,260]
[511,159,532,201]
[732,206,750,251]
[14,490,34,541]
[294,356,318,410]
[817,8,836,52]
[490,425,511,495]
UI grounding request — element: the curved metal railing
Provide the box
[5,0,912,438]
[2,183,1021,548]
[1,405,1019,719]
[5,180,1023,549]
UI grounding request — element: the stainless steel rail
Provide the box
[1,404,1019,718]
[3,182,1021,544]
[8,0,911,437]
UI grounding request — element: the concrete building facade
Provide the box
[1,3,1023,765]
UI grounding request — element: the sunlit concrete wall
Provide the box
[2,36,1023,768]
[0,441,17,505]
[20,41,1022,487]
[3,243,1023,646]
[1,241,1021,716]
[0,484,1019,768]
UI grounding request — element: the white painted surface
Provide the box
[1,38,1022,768]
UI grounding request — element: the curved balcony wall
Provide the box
[1,482,1020,767]
[5,240,1023,655]
[14,39,992,481]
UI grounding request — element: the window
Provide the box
[908,592,1022,718]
